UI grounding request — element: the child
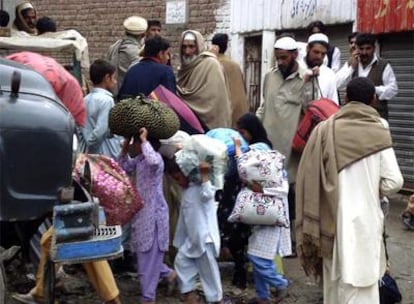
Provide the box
[118,127,176,304]
[80,59,121,159]
[166,158,231,304]
[234,113,290,304]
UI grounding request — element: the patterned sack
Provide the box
[228,188,288,226]
[73,153,143,226]
[228,149,289,226]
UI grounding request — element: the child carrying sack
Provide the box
[73,154,143,226]
[174,134,228,190]
[292,78,339,152]
[227,148,289,226]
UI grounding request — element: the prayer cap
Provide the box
[274,37,297,50]
[308,33,329,44]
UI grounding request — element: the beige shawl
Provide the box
[217,54,249,128]
[295,101,392,278]
[177,30,231,129]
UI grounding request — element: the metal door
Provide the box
[244,35,262,112]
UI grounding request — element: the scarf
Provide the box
[13,2,37,35]
[295,101,392,279]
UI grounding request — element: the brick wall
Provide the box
[31,0,230,69]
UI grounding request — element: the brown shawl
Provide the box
[217,54,249,128]
[295,101,393,278]
[177,30,231,129]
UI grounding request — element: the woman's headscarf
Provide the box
[236,112,273,148]
[13,1,37,35]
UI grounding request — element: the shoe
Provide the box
[247,298,270,304]
[221,297,235,304]
[402,215,414,230]
[273,288,288,303]
[11,292,43,304]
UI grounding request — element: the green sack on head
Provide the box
[109,95,180,139]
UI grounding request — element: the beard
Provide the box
[359,54,371,65]
[182,55,197,65]
[278,59,296,79]
[305,55,322,68]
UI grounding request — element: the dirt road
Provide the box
[5,194,413,303]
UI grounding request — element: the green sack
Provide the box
[109,95,180,139]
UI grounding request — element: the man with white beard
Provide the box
[176,30,231,129]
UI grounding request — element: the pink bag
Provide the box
[73,154,143,226]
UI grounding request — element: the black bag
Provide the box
[379,272,402,304]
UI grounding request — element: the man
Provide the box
[296,77,403,303]
[0,9,10,27]
[146,19,161,38]
[336,33,398,120]
[256,36,311,256]
[11,1,37,36]
[300,33,339,105]
[118,35,175,97]
[106,15,147,95]
[335,32,359,74]
[307,20,341,72]
[212,33,249,128]
[177,30,231,129]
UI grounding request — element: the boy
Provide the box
[166,158,231,304]
[80,59,121,159]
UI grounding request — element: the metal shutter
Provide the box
[380,32,414,191]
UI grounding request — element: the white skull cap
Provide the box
[308,33,329,44]
[273,37,297,50]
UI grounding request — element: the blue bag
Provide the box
[206,128,249,156]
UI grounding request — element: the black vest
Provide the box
[353,58,389,120]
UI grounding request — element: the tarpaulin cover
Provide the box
[7,51,86,126]
[149,84,205,134]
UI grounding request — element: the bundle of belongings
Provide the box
[174,134,228,191]
[109,94,180,139]
[228,144,290,227]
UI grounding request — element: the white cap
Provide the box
[308,33,329,44]
[274,37,297,50]
[123,16,147,35]
[183,32,196,41]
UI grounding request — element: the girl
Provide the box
[234,113,291,304]
[118,127,176,304]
